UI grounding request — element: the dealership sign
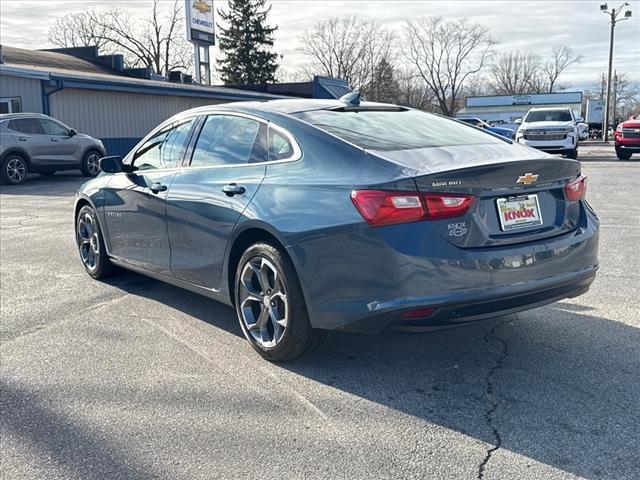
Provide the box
[185,0,215,45]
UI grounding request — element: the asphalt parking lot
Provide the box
[1,143,639,480]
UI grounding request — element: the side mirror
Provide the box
[99,156,124,173]
[68,128,77,137]
[514,118,522,125]
[575,116,584,123]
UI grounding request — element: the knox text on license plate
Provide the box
[496,194,543,231]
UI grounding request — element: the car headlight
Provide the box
[563,127,575,134]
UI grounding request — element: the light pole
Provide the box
[600,3,632,141]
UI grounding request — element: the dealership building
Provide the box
[456,92,584,130]
[0,45,349,156]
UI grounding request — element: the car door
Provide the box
[166,113,268,290]
[6,118,50,165]
[36,118,80,165]
[102,117,196,274]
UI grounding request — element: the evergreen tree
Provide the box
[216,0,279,84]
[363,58,399,103]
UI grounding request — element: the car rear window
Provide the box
[8,118,41,134]
[292,109,504,151]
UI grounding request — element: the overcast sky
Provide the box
[1,0,638,88]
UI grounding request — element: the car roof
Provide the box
[0,113,53,120]
[177,98,404,117]
[528,107,571,111]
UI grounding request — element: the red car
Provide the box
[614,113,640,160]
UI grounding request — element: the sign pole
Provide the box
[194,43,201,84]
[185,0,215,85]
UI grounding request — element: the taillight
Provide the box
[564,175,587,201]
[399,306,435,319]
[351,190,425,226]
[423,193,476,220]
[351,190,475,226]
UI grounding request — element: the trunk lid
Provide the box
[368,143,582,248]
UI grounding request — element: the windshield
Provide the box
[293,109,504,151]
[525,110,573,123]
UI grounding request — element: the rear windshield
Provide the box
[292,109,504,151]
[525,110,573,122]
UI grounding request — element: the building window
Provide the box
[0,97,22,114]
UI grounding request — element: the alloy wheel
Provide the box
[6,158,26,183]
[238,257,288,348]
[77,213,100,271]
[86,153,101,176]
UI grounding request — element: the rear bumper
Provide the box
[288,202,599,333]
[373,267,596,333]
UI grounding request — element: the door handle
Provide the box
[222,183,246,196]
[18,137,27,142]
[150,182,168,194]
[50,138,59,142]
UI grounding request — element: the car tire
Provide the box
[616,149,632,160]
[566,147,578,160]
[1,154,29,185]
[38,170,56,177]
[76,205,113,279]
[81,150,102,177]
[234,242,325,362]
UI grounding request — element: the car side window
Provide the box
[38,119,69,136]
[190,115,260,167]
[133,119,194,171]
[7,118,41,134]
[268,127,293,161]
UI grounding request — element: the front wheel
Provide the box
[234,242,326,362]
[616,148,632,160]
[76,205,113,279]
[81,150,102,177]
[566,147,578,160]
[1,154,28,185]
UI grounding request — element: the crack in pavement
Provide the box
[477,319,509,479]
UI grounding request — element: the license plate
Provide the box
[496,194,543,231]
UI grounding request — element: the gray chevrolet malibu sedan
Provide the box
[0,113,106,184]
[73,97,599,362]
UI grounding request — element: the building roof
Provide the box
[226,76,352,100]
[0,45,285,101]
[1,45,119,75]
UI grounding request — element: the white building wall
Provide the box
[49,88,223,138]
[0,74,43,113]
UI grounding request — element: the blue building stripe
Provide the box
[100,137,141,157]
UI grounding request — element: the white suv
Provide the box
[515,107,582,159]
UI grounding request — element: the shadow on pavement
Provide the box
[103,270,243,339]
[0,172,87,197]
[280,305,639,479]
[1,379,165,479]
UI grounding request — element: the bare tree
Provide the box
[611,72,640,121]
[544,45,581,93]
[395,67,435,111]
[299,16,395,92]
[48,0,191,76]
[403,17,495,116]
[489,51,543,95]
[49,12,110,51]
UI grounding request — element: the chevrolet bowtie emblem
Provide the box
[193,0,211,14]
[516,173,539,185]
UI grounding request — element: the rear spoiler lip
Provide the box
[365,143,578,179]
